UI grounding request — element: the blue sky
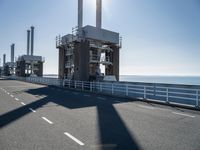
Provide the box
[0,0,200,76]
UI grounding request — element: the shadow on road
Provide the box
[0,85,141,150]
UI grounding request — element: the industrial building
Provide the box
[3,44,16,76]
[1,54,6,76]
[56,0,122,81]
[0,58,2,76]
[16,26,44,77]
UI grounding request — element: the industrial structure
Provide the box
[0,58,2,76]
[16,26,44,77]
[56,0,122,81]
[0,54,6,76]
[3,44,16,76]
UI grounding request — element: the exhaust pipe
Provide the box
[78,0,83,28]
[30,26,34,56]
[3,54,6,66]
[96,0,102,28]
[27,30,30,55]
[11,44,15,62]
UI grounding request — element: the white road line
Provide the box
[137,104,155,110]
[41,117,54,124]
[10,95,14,98]
[15,98,19,101]
[21,102,26,106]
[29,108,36,113]
[172,112,195,118]
[7,92,10,95]
[84,95,91,97]
[64,132,84,146]
[97,97,106,100]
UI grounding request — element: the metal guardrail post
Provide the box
[82,81,84,91]
[196,90,199,107]
[63,80,65,87]
[144,86,146,99]
[74,81,77,89]
[100,82,102,92]
[166,88,169,103]
[112,83,114,95]
[126,84,128,96]
[90,82,92,92]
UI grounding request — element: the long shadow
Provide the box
[0,85,140,150]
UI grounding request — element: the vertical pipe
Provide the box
[78,0,83,28]
[11,44,15,63]
[31,26,34,56]
[3,54,6,66]
[27,30,30,55]
[96,0,102,28]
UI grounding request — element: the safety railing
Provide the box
[64,80,200,108]
[8,76,62,87]
[7,76,200,109]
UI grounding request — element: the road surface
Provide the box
[0,79,200,150]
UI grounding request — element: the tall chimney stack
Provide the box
[96,0,102,28]
[27,30,30,55]
[30,26,34,56]
[11,44,15,63]
[3,54,6,66]
[78,0,83,28]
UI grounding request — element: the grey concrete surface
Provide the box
[0,79,200,150]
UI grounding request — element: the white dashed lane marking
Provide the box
[10,95,14,98]
[137,104,155,110]
[15,98,19,101]
[172,112,195,118]
[64,132,84,146]
[29,108,36,113]
[21,102,26,106]
[41,117,54,124]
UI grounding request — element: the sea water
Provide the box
[43,74,200,85]
[120,75,200,85]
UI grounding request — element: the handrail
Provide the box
[7,76,200,108]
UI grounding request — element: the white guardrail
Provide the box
[9,76,63,86]
[7,76,200,109]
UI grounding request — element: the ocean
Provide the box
[43,74,200,86]
[120,75,200,85]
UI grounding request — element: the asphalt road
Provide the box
[0,79,200,150]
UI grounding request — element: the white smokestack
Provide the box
[96,0,102,28]
[78,0,83,28]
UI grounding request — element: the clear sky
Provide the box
[0,0,200,76]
